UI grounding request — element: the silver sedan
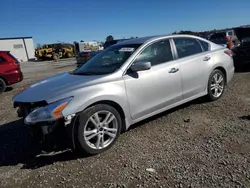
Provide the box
[13,34,234,155]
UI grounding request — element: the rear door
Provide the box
[171,37,212,100]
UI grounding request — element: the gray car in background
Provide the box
[13,34,235,155]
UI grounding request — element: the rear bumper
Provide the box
[5,70,23,85]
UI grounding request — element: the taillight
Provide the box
[86,53,91,59]
[225,36,228,41]
[224,50,233,57]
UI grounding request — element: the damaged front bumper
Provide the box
[14,102,77,153]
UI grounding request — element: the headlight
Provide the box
[25,97,73,124]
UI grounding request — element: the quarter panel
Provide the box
[209,49,235,84]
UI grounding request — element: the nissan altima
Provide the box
[13,34,235,155]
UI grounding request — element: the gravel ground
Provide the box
[0,60,250,188]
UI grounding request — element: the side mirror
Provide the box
[130,61,151,72]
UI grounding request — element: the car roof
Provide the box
[115,35,166,45]
[114,34,207,46]
[115,34,207,45]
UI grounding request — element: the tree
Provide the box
[106,35,114,42]
[36,43,41,48]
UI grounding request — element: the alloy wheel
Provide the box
[210,73,224,98]
[83,111,118,150]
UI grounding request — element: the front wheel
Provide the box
[74,104,122,155]
[207,69,226,101]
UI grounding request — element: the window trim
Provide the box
[124,38,175,74]
[196,39,211,52]
[171,37,210,59]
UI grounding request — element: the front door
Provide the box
[123,39,182,120]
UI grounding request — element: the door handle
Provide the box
[169,67,179,73]
[203,56,211,61]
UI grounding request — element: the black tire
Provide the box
[0,78,6,93]
[207,69,226,101]
[74,104,122,155]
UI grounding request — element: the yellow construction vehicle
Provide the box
[35,43,74,61]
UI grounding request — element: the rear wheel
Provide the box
[74,104,122,155]
[207,69,226,101]
[0,78,6,93]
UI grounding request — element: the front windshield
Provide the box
[72,43,142,75]
[242,37,250,43]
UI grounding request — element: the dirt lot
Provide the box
[0,60,250,188]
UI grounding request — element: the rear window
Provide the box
[227,31,233,36]
[79,51,90,55]
[210,32,226,39]
[173,37,203,58]
[7,52,19,63]
[103,40,118,49]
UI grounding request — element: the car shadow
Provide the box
[239,115,250,121]
[0,119,37,167]
[4,87,13,92]
[0,97,208,170]
[0,119,83,170]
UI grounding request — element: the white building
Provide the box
[0,37,35,62]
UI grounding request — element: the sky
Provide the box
[0,0,249,45]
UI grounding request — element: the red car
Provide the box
[0,51,23,93]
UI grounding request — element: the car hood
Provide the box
[234,27,250,41]
[13,72,106,103]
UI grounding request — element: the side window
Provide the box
[198,39,210,51]
[173,37,203,58]
[134,39,173,66]
[228,31,233,36]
